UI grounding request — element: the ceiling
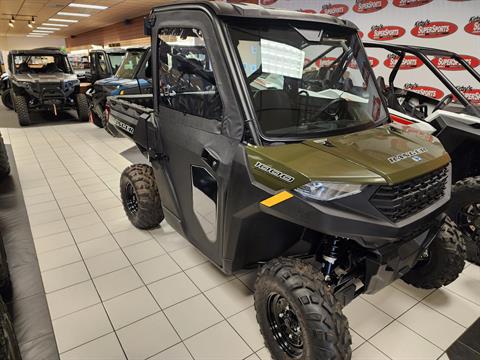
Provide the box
[0,0,171,39]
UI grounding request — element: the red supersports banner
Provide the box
[411,20,458,38]
[404,83,445,99]
[320,3,349,17]
[353,0,388,13]
[384,55,423,69]
[393,0,433,8]
[432,55,480,70]
[368,25,406,41]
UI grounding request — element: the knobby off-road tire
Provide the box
[13,95,30,126]
[0,298,21,360]
[0,133,10,178]
[403,217,466,289]
[120,164,164,229]
[75,93,89,122]
[1,90,13,110]
[255,258,352,360]
[448,177,480,265]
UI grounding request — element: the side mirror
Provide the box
[144,16,153,36]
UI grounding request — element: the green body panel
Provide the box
[247,125,450,190]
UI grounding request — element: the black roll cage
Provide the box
[365,42,480,116]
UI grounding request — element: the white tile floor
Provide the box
[1,122,480,360]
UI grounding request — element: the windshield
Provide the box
[13,54,72,74]
[108,53,125,75]
[115,50,145,79]
[227,21,387,139]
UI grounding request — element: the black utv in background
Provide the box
[85,48,126,84]
[86,47,151,130]
[8,48,89,126]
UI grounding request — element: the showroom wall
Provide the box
[261,0,480,104]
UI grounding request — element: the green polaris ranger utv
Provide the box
[107,2,465,358]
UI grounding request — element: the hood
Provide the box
[95,76,134,87]
[247,125,450,190]
[13,73,77,82]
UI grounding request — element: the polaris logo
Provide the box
[114,119,134,135]
[254,161,295,183]
[388,147,427,164]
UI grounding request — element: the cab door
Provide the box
[149,10,243,266]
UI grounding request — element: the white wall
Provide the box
[261,0,480,104]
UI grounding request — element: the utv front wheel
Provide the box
[255,258,351,360]
[0,133,10,178]
[1,90,13,110]
[120,164,164,229]
[13,95,30,126]
[448,177,480,265]
[75,93,89,122]
[403,217,466,289]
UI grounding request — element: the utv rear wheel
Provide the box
[1,90,13,110]
[403,217,466,289]
[255,258,352,360]
[448,177,480,265]
[0,298,21,360]
[0,133,10,178]
[13,95,30,126]
[120,164,164,229]
[75,93,89,122]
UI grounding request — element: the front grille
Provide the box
[371,166,449,222]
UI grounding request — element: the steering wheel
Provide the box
[310,97,347,121]
[432,94,453,112]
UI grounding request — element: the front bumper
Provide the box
[24,82,76,107]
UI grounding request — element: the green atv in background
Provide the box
[107,2,465,358]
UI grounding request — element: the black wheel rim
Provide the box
[267,293,303,357]
[458,203,480,241]
[125,183,139,215]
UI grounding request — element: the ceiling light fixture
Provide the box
[32,16,36,24]
[28,21,33,28]
[27,35,45,37]
[68,3,108,10]
[49,18,79,23]
[11,16,15,23]
[43,23,68,27]
[37,27,58,30]
[57,12,91,17]
[8,20,14,28]
[32,30,53,33]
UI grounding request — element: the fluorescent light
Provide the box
[49,18,79,23]
[28,35,46,37]
[68,3,108,10]
[57,11,90,17]
[43,23,69,27]
[8,21,14,28]
[28,21,33,28]
[28,33,46,36]
[32,30,54,33]
[37,27,59,30]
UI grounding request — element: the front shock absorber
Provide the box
[321,238,341,283]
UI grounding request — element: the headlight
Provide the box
[295,181,365,201]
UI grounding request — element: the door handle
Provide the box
[201,148,220,171]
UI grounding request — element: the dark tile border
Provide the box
[0,144,60,360]
[447,317,480,360]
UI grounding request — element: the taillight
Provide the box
[104,105,110,122]
[390,114,413,125]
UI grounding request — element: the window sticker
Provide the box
[260,39,305,79]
